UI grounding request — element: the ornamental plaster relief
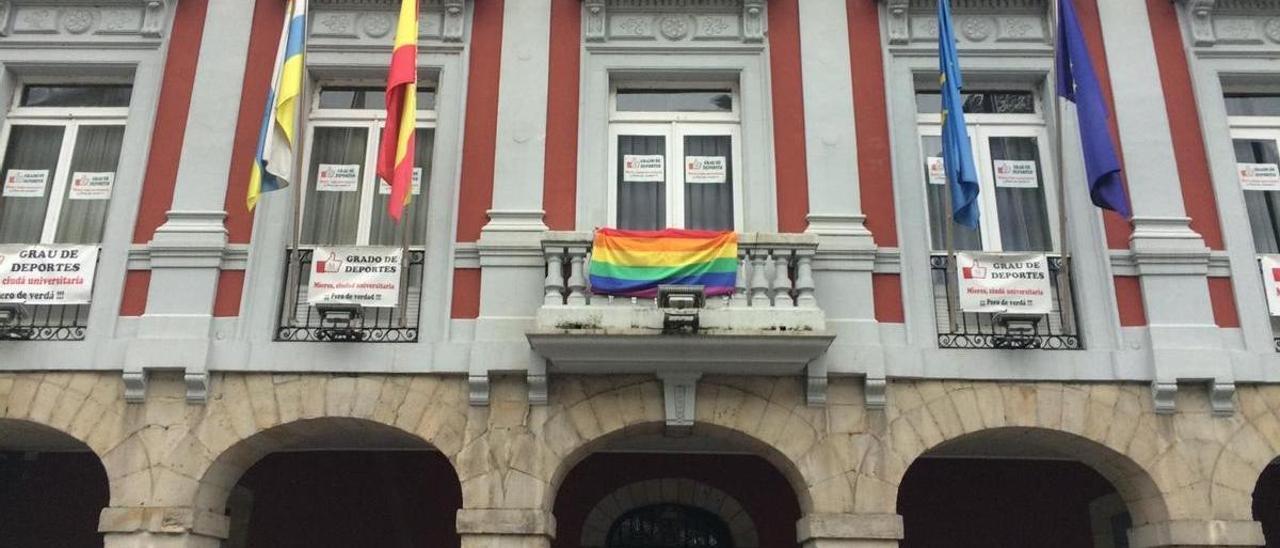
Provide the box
[0,0,168,45]
[2,372,1278,545]
[310,0,466,44]
[583,0,763,44]
[1178,0,1280,50]
[882,0,1047,48]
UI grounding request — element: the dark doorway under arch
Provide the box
[0,420,108,548]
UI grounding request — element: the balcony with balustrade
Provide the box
[526,231,835,374]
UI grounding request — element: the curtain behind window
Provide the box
[370,129,434,246]
[0,125,63,243]
[302,127,366,245]
[922,135,982,250]
[1235,138,1280,254]
[617,135,665,230]
[55,125,123,244]
[683,135,733,230]
[990,136,1052,251]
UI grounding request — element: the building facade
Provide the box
[3,0,1280,546]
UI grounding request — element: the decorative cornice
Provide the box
[879,0,1048,47]
[1177,0,1280,48]
[311,0,466,43]
[0,0,170,42]
[580,0,763,45]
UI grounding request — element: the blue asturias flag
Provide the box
[1056,0,1131,217]
[938,0,980,229]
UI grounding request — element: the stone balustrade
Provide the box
[536,231,825,333]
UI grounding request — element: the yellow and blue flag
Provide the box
[247,0,307,211]
[938,0,980,229]
[1056,0,1131,218]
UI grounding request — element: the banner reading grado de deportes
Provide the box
[955,251,1052,314]
[307,246,403,308]
[0,244,98,305]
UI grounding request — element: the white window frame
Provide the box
[298,83,438,247]
[1227,115,1280,253]
[0,83,129,244]
[916,94,1061,252]
[607,83,744,231]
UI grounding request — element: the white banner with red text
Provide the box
[955,251,1052,314]
[307,246,403,308]
[0,244,98,305]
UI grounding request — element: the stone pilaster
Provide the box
[457,509,555,548]
[797,513,903,548]
[1127,519,1266,548]
[1095,0,1231,413]
[125,0,257,403]
[99,506,227,548]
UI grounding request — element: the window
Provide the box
[608,84,741,231]
[300,84,437,247]
[916,89,1058,252]
[0,84,131,244]
[606,504,734,548]
[1226,94,1280,254]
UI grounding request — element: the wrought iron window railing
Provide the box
[0,304,89,341]
[929,254,1081,350]
[275,248,424,343]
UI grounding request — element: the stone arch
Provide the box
[533,375,843,515]
[1213,386,1280,526]
[171,374,469,528]
[884,383,1173,527]
[580,478,759,548]
[0,416,112,546]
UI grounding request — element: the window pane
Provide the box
[1225,95,1280,117]
[915,90,1035,115]
[317,87,437,111]
[21,85,131,108]
[616,135,665,230]
[301,127,367,246]
[616,90,732,113]
[921,135,982,250]
[55,125,124,244]
[990,136,1053,252]
[683,134,733,230]
[370,129,434,246]
[0,125,64,243]
[1234,138,1280,254]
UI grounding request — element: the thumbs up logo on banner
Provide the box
[316,252,344,273]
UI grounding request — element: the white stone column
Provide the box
[123,0,256,403]
[1095,0,1230,414]
[99,505,229,548]
[797,513,903,548]
[457,509,555,548]
[1126,519,1265,547]
[796,0,881,406]
[471,0,554,404]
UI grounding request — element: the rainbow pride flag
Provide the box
[589,228,738,298]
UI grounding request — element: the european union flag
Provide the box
[1056,0,1132,217]
[938,0,980,229]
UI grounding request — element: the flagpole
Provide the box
[283,9,309,328]
[944,169,959,336]
[1051,0,1076,336]
[398,158,412,328]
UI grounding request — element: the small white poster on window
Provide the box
[993,160,1039,188]
[378,167,423,196]
[622,154,665,183]
[3,169,48,198]
[926,156,947,185]
[684,156,727,184]
[307,246,403,308]
[1238,163,1280,191]
[1261,256,1280,316]
[315,164,360,192]
[0,244,99,305]
[955,251,1052,314]
[67,172,115,200]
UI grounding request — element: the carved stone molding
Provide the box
[580,0,763,45]
[311,0,467,43]
[1177,0,1280,48]
[879,0,1047,47]
[658,372,700,433]
[0,0,169,42]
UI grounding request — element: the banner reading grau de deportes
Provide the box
[955,251,1052,315]
[0,244,98,305]
[307,246,403,308]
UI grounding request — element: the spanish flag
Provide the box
[247,0,307,210]
[377,0,418,222]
